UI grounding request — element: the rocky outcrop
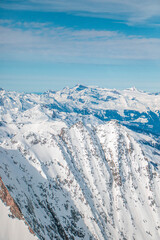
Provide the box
[0,177,35,236]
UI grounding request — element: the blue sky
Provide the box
[0,0,160,92]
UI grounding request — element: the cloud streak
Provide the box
[0,21,160,64]
[0,0,160,24]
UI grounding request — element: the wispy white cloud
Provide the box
[0,0,160,24]
[0,21,160,64]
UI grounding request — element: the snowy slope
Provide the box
[0,85,160,240]
[0,200,37,240]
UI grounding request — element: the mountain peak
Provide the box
[126,86,139,92]
[74,84,88,91]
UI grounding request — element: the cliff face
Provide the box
[0,177,35,236]
[0,177,23,220]
[0,86,160,240]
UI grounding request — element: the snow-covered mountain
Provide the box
[0,85,160,240]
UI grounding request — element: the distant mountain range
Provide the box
[0,85,160,240]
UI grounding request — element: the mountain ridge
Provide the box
[0,86,160,239]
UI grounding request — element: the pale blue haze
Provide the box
[0,0,160,92]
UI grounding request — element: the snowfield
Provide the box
[0,85,160,239]
[0,200,38,240]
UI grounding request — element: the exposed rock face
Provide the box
[0,177,23,219]
[0,177,35,235]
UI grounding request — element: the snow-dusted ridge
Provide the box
[0,85,160,239]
